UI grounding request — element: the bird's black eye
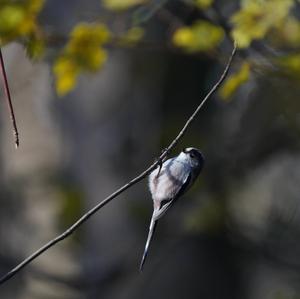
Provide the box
[189,152,195,159]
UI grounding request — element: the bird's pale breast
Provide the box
[148,158,189,203]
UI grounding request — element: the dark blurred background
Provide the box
[1,1,300,299]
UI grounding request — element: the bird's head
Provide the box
[181,147,204,170]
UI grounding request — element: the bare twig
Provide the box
[0,48,19,148]
[0,42,237,285]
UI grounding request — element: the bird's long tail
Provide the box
[140,214,158,272]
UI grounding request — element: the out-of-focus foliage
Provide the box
[25,32,45,59]
[231,0,294,48]
[194,0,214,10]
[4,2,300,298]
[131,0,168,25]
[184,199,225,233]
[118,26,144,46]
[58,184,84,233]
[0,0,44,46]
[2,0,300,96]
[220,61,251,99]
[172,21,224,52]
[102,0,146,11]
[53,23,110,96]
[277,53,300,77]
[272,17,300,47]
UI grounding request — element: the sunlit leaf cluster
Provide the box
[0,0,44,45]
[171,0,300,99]
[2,0,300,96]
[173,21,224,52]
[53,23,110,96]
[231,0,294,48]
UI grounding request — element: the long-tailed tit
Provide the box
[140,147,204,271]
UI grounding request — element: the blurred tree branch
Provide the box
[0,42,237,286]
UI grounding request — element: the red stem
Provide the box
[0,48,19,148]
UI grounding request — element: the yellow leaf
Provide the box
[53,57,76,75]
[85,48,108,71]
[66,23,110,70]
[231,0,294,48]
[173,21,224,52]
[173,27,194,47]
[0,0,45,45]
[0,5,24,31]
[56,72,78,96]
[70,23,110,45]
[125,27,144,42]
[53,23,110,95]
[19,15,35,34]
[27,0,45,13]
[53,57,79,96]
[194,0,214,10]
[102,0,145,11]
[220,62,251,99]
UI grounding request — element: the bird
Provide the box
[140,147,204,271]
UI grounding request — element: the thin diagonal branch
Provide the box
[0,42,237,285]
[0,48,19,148]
